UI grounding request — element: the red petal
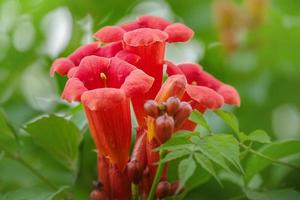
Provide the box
[73,55,110,90]
[179,119,197,131]
[124,28,168,46]
[109,164,131,199]
[119,21,141,31]
[115,50,140,65]
[68,43,100,66]
[61,78,87,102]
[164,23,194,43]
[67,67,78,78]
[197,70,222,90]
[165,60,184,76]
[107,57,136,88]
[186,84,224,110]
[95,41,123,58]
[177,63,203,84]
[155,75,187,103]
[82,88,131,169]
[217,84,240,106]
[121,69,154,97]
[94,26,125,43]
[50,58,75,77]
[97,155,111,195]
[138,15,171,30]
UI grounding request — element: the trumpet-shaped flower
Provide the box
[166,61,240,106]
[94,15,194,127]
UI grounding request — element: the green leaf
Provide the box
[0,109,15,139]
[173,130,194,138]
[178,156,196,186]
[204,134,243,173]
[157,144,195,152]
[0,109,17,153]
[248,130,271,143]
[155,134,191,151]
[194,152,222,185]
[245,140,300,181]
[158,149,190,164]
[244,188,300,200]
[24,115,82,171]
[214,110,239,134]
[197,139,232,173]
[189,110,210,131]
[0,186,69,200]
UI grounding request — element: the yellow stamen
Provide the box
[100,72,107,87]
[191,81,197,85]
[147,117,156,141]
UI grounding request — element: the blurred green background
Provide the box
[0,0,300,199]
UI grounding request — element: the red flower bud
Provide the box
[156,181,171,199]
[144,100,159,118]
[174,102,192,129]
[155,114,174,144]
[89,189,109,200]
[127,160,143,184]
[170,180,185,196]
[166,97,180,116]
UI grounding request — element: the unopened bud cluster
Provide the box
[144,97,192,144]
[156,180,184,199]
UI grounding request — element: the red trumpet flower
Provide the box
[50,14,242,200]
[51,55,153,200]
[94,15,194,127]
[50,42,123,77]
[166,61,240,107]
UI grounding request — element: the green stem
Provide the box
[240,143,300,172]
[147,150,166,200]
[131,184,140,200]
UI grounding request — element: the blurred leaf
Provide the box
[189,110,210,131]
[0,109,17,153]
[197,141,231,173]
[244,188,300,200]
[156,134,191,151]
[204,134,243,173]
[173,130,194,138]
[0,109,15,139]
[159,149,190,164]
[178,156,196,186]
[194,152,221,185]
[24,115,82,171]
[157,144,194,152]
[0,185,69,200]
[245,140,300,181]
[248,130,271,144]
[214,110,239,134]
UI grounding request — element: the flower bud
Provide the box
[90,189,109,200]
[170,180,184,196]
[144,100,159,118]
[127,160,143,184]
[174,102,192,129]
[156,181,171,199]
[155,114,174,143]
[166,97,180,116]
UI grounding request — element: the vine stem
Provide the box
[147,150,166,200]
[239,143,300,172]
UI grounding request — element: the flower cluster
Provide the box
[50,15,240,200]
